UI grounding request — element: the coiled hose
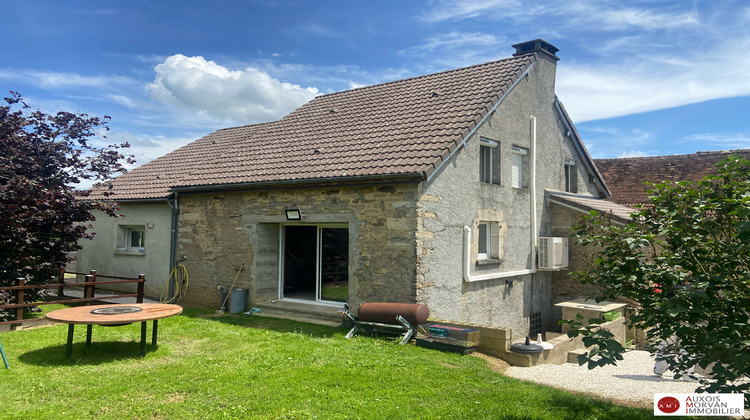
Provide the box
[161,264,188,303]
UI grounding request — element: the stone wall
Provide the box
[175,183,421,311]
[547,202,607,328]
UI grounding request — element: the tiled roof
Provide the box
[90,53,536,200]
[548,192,635,224]
[594,150,750,207]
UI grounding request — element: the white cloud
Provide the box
[419,0,519,22]
[0,68,137,90]
[682,133,750,151]
[147,54,319,123]
[400,32,508,71]
[557,36,750,122]
[577,125,657,158]
[421,0,699,32]
[409,31,501,53]
[617,151,650,158]
[417,1,750,123]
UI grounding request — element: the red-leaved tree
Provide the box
[0,92,134,320]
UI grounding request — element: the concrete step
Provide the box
[254,300,345,327]
[568,348,588,363]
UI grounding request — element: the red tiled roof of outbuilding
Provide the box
[594,149,750,207]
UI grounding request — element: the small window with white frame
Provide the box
[117,225,146,254]
[511,146,528,188]
[477,221,501,261]
[564,158,577,193]
[479,138,500,184]
[477,222,490,259]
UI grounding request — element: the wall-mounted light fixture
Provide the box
[285,209,302,221]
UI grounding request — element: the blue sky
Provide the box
[3,0,750,170]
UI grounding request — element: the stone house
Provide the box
[80,39,627,336]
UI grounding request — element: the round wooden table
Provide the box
[46,303,182,358]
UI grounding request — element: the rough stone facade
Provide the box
[176,184,420,311]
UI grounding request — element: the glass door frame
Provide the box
[278,223,349,306]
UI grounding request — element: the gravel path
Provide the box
[505,350,707,408]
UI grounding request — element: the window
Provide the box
[476,221,501,261]
[128,228,145,249]
[117,226,145,254]
[477,222,490,259]
[479,139,500,184]
[564,159,577,193]
[511,146,528,188]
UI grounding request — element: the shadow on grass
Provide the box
[18,340,160,366]
[181,307,348,339]
[543,387,654,419]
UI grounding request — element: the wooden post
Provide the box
[57,267,66,297]
[84,273,95,306]
[15,278,24,323]
[136,275,145,303]
[88,270,97,301]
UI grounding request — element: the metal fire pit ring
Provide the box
[91,306,143,315]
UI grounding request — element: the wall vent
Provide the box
[538,237,568,270]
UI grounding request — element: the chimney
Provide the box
[512,39,559,60]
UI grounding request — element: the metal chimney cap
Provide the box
[512,39,560,60]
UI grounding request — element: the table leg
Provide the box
[140,321,147,358]
[86,324,93,347]
[1,338,10,369]
[66,324,74,358]
[152,319,158,346]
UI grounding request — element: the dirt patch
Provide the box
[472,352,510,374]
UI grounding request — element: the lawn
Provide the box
[0,306,653,419]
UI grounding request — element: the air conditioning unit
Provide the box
[538,237,569,270]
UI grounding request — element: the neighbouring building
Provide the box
[595,149,750,207]
[79,39,631,336]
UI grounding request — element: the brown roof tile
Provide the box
[91,54,536,200]
[594,150,750,206]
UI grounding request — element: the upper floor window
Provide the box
[479,139,500,184]
[511,146,528,188]
[564,158,577,193]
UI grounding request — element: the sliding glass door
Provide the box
[282,225,348,303]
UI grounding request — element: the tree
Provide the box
[566,155,750,396]
[0,92,133,320]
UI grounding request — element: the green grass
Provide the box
[0,306,653,419]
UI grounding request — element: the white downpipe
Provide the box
[463,115,538,282]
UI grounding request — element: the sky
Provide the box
[3,0,750,173]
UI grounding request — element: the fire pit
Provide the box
[91,306,143,315]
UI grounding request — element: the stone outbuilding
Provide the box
[79,39,624,336]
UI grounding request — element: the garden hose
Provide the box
[161,264,189,304]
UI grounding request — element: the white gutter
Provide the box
[463,115,538,282]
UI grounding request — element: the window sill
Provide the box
[115,249,146,256]
[476,258,502,266]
